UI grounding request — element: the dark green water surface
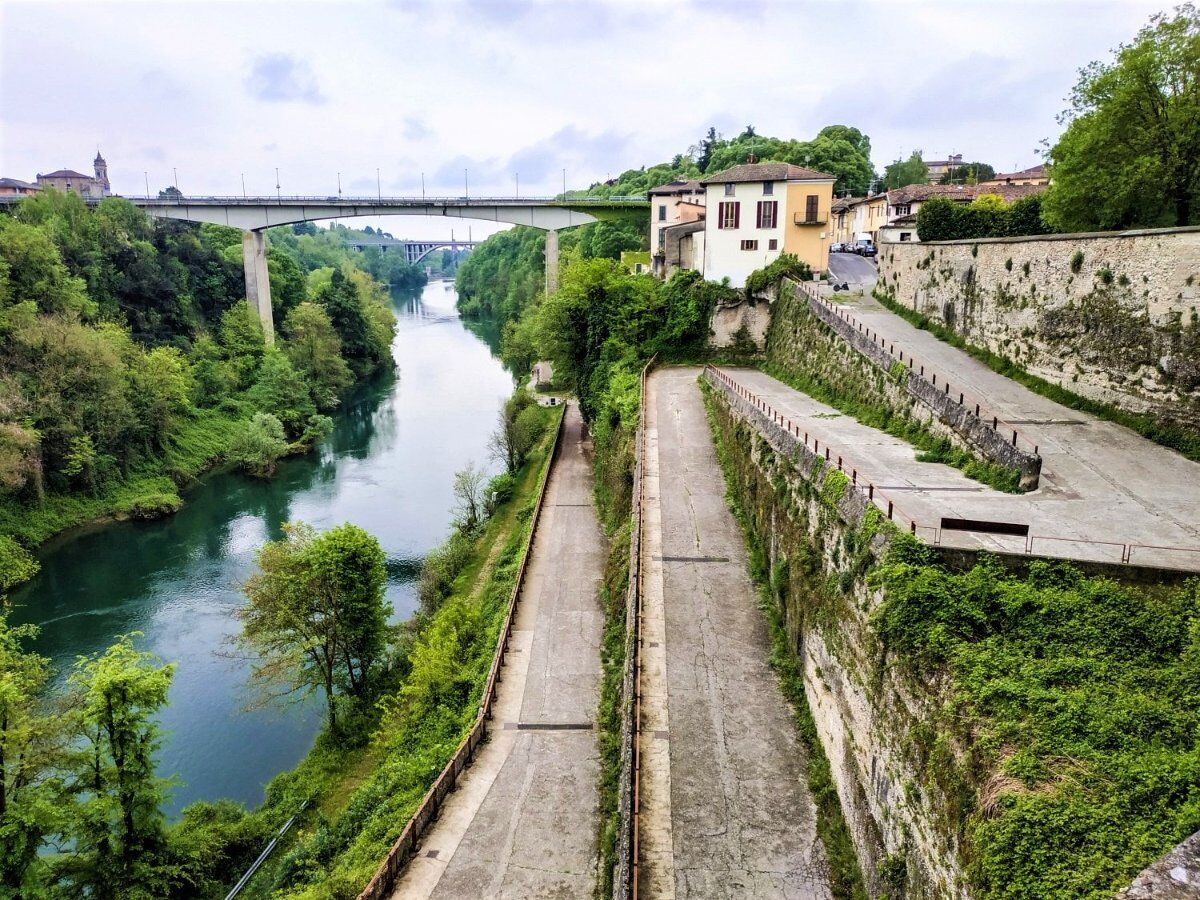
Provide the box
[9,281,512,815]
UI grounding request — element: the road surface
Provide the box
[392,401,605,899]
[826,252,877,291]
[638,367,833,899]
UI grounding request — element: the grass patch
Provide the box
[873,289,1200,462]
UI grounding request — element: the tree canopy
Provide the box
[1044,4,1200,230]
[884,151,930,190]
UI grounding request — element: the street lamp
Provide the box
[464,168,469,199]
[337,172,342,197]
[275,168,281,201]
[377,168,381,202]
[144,171,150,198]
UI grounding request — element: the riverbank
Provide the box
[233,400,563,899]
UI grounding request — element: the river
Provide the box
[9,280,513,816]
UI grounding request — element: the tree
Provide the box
[247,350,316,437]
[228,412,289,477]
[489,392,542,474]
[237,522,389,732]
[452,462,487,531]
[884,152,930,190]
[218,304,266,389]
[282,301,352,410]
[318,269,370,362]
[0,614,69,895]
[939,161,995,184]
[916,196,965,241]
[1045,5,1200,229]
[129,346,194,451]
[696,126,722,173]
[66,634,174,899]
[0,218,92,318]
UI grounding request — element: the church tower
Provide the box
[94,151,110,195]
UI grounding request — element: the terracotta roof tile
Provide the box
[699,162,835,184]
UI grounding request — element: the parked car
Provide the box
[852,240,877,258]
[829,242,846,253]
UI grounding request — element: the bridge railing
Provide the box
[356,403,567,900]
[705,365,1200,574]
[120,194,650,205]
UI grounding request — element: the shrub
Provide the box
[744,253,813,297]
[116,492,183,520]
[1070,250,1085,273]
[228,412,289,477]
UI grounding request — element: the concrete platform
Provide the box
[639,368,833,900]
[720,293,1200,570]
[391,402,605,899]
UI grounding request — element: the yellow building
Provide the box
[699,162,835,288]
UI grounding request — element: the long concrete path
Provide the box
[391,401,605,899]
[639,367,832,899]
[725,292,1200,570]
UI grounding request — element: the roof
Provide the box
[662,219,706,236]
[886,182,1046,205]
[38,169,92,180]
[648,179,703,196]
[699,162,835,185]
[0,178,38,190]
[832,196,866,212]
[984,164,1047,182]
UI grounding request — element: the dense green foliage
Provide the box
[744,252,813,297]
[237,523,390,733]
[0,191,399,588]
[872,287,1200,462]
[875,537,1200,898]
[939,161,996,185]
[1044,5,1200,230]
[916,194,1053,241]
[884,151,930,190]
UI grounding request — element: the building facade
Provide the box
[699,162,835,288]
[649,179,705,276]
[0,178,40,197]
[980,164,1050,187]
[35,152,110,198]
[877,182,1049,243]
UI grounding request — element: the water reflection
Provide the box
[9,280,513,815]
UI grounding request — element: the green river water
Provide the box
[9,280,513,816]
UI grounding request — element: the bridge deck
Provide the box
[725,292,1200,571]
[638,368,832,899]
[391,402,605,899]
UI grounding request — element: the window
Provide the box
[740,239,759,251]
[899,232,912,241]
[768,238,778,250]
[762,181,774,195]
[658,204,667,222]
[718,201,740,229]
[894,203,911,217]
[724,183,735,197]
[756,200,778,229]
[805,194,819,223]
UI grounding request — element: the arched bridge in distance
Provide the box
[341,235,482,266]
[0,193,649,342]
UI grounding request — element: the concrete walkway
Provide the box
[724,292,1200,570]
[639,367,832,900]
[391,401,604,899]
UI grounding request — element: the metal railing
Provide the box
[225,800,310,899]
[120,194,650,205]
[793,280,1042,457]
[356,404,567,900]
[705,365,1200,574]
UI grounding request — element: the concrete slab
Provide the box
[640,368,833,900]
[391,402,605,899]
[722,293,1200,571]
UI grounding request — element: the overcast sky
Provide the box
[0,0,1167,240]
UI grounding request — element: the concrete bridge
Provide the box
[341,235,481,266]
[133,194,646,341]
[0,193,647,342]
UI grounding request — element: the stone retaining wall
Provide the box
[876,227,1200,436]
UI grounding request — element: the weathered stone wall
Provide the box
[704,371,971,899]
[710,296,772,348]
[876,227,1200,434]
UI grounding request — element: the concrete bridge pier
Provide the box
[242,229,275,344]
[544,228,560,296]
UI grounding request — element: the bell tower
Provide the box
[94,150,110,195]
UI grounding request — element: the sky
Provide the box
[0,0,1169,241]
